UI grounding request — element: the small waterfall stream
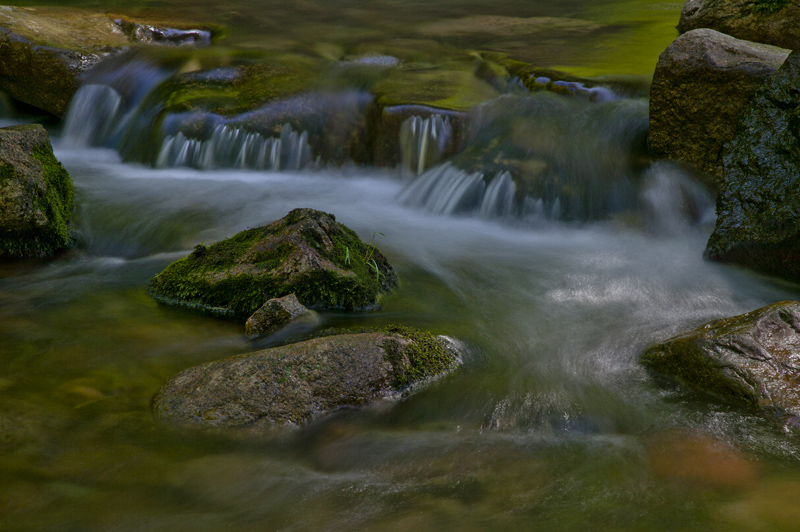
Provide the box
[7,3,800,527]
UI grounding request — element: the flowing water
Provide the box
[4,1,800,531]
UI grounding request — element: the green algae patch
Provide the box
[148,208,398,317]
[0,124,74,259]
[156,50,324,117]
[380,325,460,388]
[373,63,500,111]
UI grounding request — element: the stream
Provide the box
[3,0,800,531]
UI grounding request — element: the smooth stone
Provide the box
[245,293,320,339]
[154,329,463,428]
[642,301,800,425]
[648,28,789,184]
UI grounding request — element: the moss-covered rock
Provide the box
[705,50,800,278]
[149,208,398,316]
[648,29,789,185]
[0,124,74,259]
[153,327,463,428]
[641,302,800,424]
[679,0,800,50]
[0,6,223,117]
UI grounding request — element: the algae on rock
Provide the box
[0,124,74,259]
[148,208,398,316]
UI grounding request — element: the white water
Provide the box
[399,114,454,175]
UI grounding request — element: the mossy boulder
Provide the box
[0,124,73,259]
[154,327,463,428]
[149,208,398,316]
[705,50,800,278]
[641,302,800,424]
[679,0,800,50]
[648,29,789,185]
[0,6,221,117]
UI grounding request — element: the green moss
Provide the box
[374,65,499,111]
[752,0,790,14]
[0,145,74,258]
[641,337,759,409]
[148,209,397,316]
[381,325,458,388]
[0,163,13,185]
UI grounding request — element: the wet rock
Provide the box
[0,124,73,258]
[0,6,221,117]
[648,29,789,184]
[641,301,800,424]
[154,328,463,428]
[112,16,220,47]
[149,208,398,316]
[679,0,800,50]
[245,294,320,339]
[705,50,800,278]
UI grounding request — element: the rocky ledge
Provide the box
[0,5,221,117]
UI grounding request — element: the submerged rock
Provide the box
[0,124,73,258]
[149,208,398,316]
[154,327,463,428]
[641,302,800,424]
[706,50,800,278]
[0,6,220,117]
[245,294,320,339]
[679,0,800,50]
[648,29,789,184]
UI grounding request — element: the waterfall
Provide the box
[399,115,453,175]
[639,162,715,235]
[398,162,517,218]
[62,85,124,147]
[156,123,313,171]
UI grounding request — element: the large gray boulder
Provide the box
[642,302,800,424]
[705,50,800,278]
[154,328,463,428]
[648,29,789,184]
[678,0,800,50]
[0,124,73,258]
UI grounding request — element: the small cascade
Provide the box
[399,115,453,175]
[61,51,178,151]
[639,162,715,235]
[398,163,517,218]
[479,171,515,218]
[62,85,124,147]
[156,123,313,171]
